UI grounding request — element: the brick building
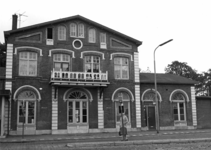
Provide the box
[3,15,142,135]
[140,73,198,130]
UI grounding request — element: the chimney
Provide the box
[12,14,18,30]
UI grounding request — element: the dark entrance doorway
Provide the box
[145,106,156,130]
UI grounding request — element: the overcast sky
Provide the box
[0,0,211,73]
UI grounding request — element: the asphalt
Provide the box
[1,129,211,148]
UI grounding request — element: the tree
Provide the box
[164,61,208,96]
[165,61,198,80]
[0,42,6,67]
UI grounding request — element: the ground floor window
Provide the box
[114,92,131,124]
[17,90,37,125]
[171,92,187,122]
[67,91,88,124]
[173,102,186,121]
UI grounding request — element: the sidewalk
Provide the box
[1,129,211,144]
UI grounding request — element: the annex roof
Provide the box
[4,15,142,46]
[140,73,199,85]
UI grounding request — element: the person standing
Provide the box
[119,113,129,141]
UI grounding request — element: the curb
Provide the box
[66,138,211,148]
[0,130,210,143]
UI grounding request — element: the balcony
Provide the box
[50,69,109,87]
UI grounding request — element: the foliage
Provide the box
[0,42,6,67]
[165,61,211,96]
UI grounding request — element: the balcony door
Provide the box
[53,54,71,71]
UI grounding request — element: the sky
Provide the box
[0,0,211,73]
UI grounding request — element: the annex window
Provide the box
[19,52,37,76]
[67,91,88,124]
[17,91,36,125]
[172,93,186,121]
[114,57,129,79]
[100,33,106,49]
[78,24,84,38]
[88,28,96,43]
[84,56,100,73]
[70,23,77,37]
[53,54,70,71]
[58,26,66,40]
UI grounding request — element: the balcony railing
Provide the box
[51,69,108,82]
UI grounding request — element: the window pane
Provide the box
[29,60,37,76]
[70,23,77,37]
[114,66,121,79]
[75,102,80,123]
[174,114,178,120]
[89,29,96,43]
[180,114,185,120]
[62,63,69,71]
[114,58,121,64]
[68,102,73,123]
[19,101,26,123]
[58,26,66,40]
[28,102,35,124]
[78,24,84,37]
[19,60,28,75]
[54,63,61,71]
[122,66,128,79]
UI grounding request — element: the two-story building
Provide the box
[3,14,142,135]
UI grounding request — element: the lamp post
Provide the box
[154,39,173,134]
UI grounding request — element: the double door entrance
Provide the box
[144,106,156,130]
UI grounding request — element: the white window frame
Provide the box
[84,56,100,73]
[67,100,88,124]
[172,93,187,122]
[19,52,37,76]
[114,57,129,79]
[100,33,107,49]
[70,23,77,37]
[58,26,66,40]
[173,102,186,121]
[53,54,71,71]
[88,28,96,43]
[17,91,37,125]
[78,24,84,38]
[114,92,131,126]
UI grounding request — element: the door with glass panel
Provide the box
[67,91,88,133]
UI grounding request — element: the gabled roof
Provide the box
[4,15,142,46]
[140,73,199,85]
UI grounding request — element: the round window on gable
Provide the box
[72,39,83,50]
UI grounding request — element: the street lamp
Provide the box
[154,39,173,134]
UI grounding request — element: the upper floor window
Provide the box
[78,24,84,38]
[46,27,54,45]
[70,23,77,37]
[19,52,37,76]
[84,56,100,73]
[58,26,66,40]
[114,57,129,79]
[100,33,106,49]
[53,54,70,71]
[88,28,96,43]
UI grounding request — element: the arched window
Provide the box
[171,92,186,122]
[88,28,96,43]
[114,91,131,127]
[70,23,77,37]
[58,26,66,40]
[78,24,84,38]
[17,90,37,125]
[67,91,88,124]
